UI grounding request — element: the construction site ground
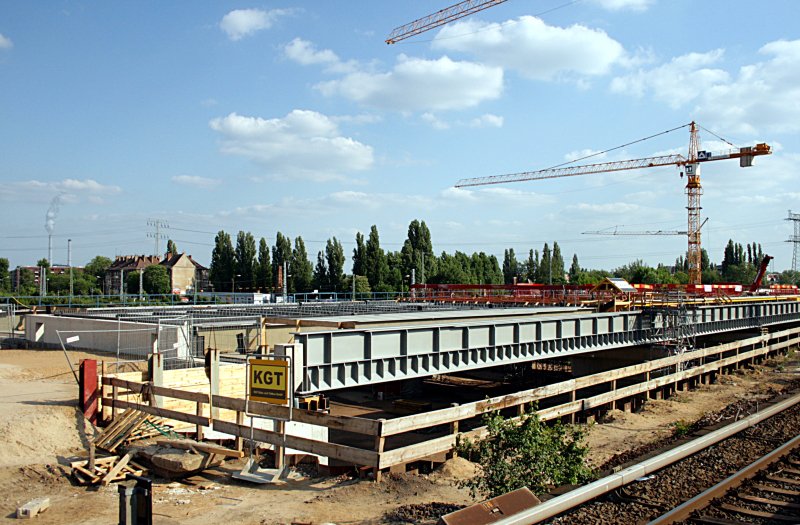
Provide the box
[0,347,798,524]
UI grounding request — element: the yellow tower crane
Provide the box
[455,122,771,285]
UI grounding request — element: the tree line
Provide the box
[2,221,799,297]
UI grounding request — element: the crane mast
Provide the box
[686,122,703,284]
[455,122,771,286]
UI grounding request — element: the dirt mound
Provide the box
[0,405,87,467]
[385,502,465,523]
[431,457,480,481]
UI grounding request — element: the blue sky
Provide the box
[1,1,798,271]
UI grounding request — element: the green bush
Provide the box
[457,407,593,498]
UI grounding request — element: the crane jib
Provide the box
[454,144,771,188]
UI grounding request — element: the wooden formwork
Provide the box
[94,326,800,479]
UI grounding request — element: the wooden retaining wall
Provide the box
[98,326,800,478]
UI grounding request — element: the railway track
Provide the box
[652,432,800,524]
[490,389,800,525]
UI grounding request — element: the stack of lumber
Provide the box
[94,409,172,452]
[70,453,148,486]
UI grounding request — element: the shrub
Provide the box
[457,407,593,498]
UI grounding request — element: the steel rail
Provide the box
[647,431,800,524]
[482,391,800,525]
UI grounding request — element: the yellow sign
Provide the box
[249,359,289,404]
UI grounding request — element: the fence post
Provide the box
[373,419,386,482]
[209,349,220,419]
[148,352,164,408]
[448,404,459,458]
[79,359,99,425]
[195,400,204,441]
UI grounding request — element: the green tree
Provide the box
[615,259,657,284]
[502,248,518,285]
[458,408,592,498]
[143,265,170,294]
[84,256,112,294]
[257,238,272,292]
[210,230,235,292]
[401,220,434,283]
[166,239,178,256]
[272,232,292,290]
[291,236,313,293]
[352,232,366,277]
[344,274,371,294]
[569,254,581,283]
[125,270,142,295]
[325,237,346,292]
[16,268,36,295]
[431,252,470,284]
[234,231,257,292]
[777,270,800,285]
[0,257,9,293]
[525,250,538,283]
[364,226,389,290]
[551,242,566,284]
[313,251,328,291]
[386,251,404,291]
[538,243,551,284]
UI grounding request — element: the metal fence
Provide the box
[54,319,197,373]
[0,302,19,348]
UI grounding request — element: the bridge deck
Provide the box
[293,300,800,393]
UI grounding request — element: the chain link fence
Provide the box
[55,318,197,373]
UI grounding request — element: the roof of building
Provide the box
[160,252,208,270]
[108,255,161,271]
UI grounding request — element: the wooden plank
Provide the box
[212,420,378,466]
[738,494,800,510]
[212,394,380,436]
[379,434,456,469]
[381,336,784,436]
[719,503,799,521]
[110,399,210,427]
[751,484,800,497]
[103,377,209,403]
[101,452,133,486]
[155,439,244,458]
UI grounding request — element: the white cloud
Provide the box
[441,186,555,206]
[315,54,503,112]
[589,0,655,11]
[171,175,221,189]
[420,112,504,130]
[283,38,357,74]
[563,149,607,162]
[697,39,800,134]
[568,202,642,213]
[432,16,625,81]
[470,114,504,128]
[220,8,290,41]
[0,33,12,50]
[0,178,121,203]
[209,110,374,181]
[611,49,728,108]
[612,39,800,135]
[421,113,450,130]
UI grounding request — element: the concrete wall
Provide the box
[24,314,189,360]
[169,256,196,294]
